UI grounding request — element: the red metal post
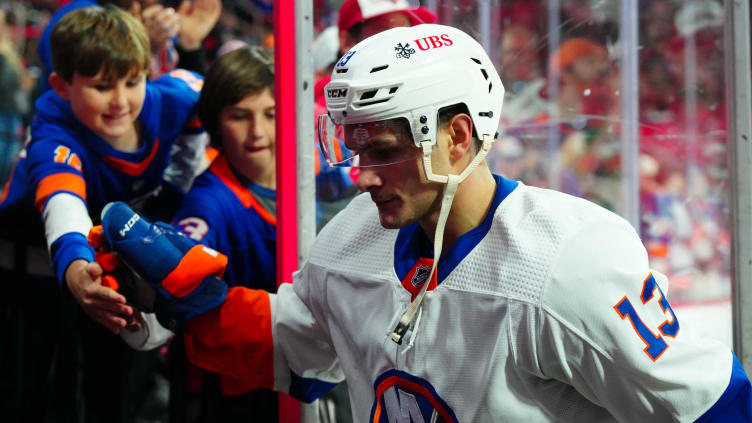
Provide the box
[275,0,301,421]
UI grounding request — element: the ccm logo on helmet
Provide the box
[370,370,458,423]
[414,34,453,51]
[327,88,348,98]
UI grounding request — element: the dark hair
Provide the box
[50,5,150,82]
[198,46,275,148]
[347,21,364,42]
[438,103,481,152]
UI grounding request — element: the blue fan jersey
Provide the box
[0,69,204,283]
[173,153,276,293]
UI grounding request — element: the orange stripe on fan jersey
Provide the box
[205,146,219,164]
[209,154,276,225]
[35,172,87,211]
[185,116,202,129]
[102,139,160,176]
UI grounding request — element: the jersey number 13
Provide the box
[613,273,680,361]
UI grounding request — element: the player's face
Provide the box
[220,88,276,187]
[354,122,442,229]
[65,69,146,146]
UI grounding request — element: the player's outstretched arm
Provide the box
[95,202,341,400]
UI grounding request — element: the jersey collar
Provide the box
[393,174,518,285]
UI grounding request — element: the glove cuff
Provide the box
[154,274,228,332]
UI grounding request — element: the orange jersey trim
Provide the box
[161,244,228,298]
[102,138,160,176]
[205,146,219,164]
[0,166,14,204]
[314,148,321,175]
[185,116,202,129]
[35,172,87,211]
[0,181,9,204]
[400,257,438,301]
[185,287,274,391]
[209,154,276,225]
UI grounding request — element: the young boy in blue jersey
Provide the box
[0,5,207,420]
[167,45,279,423]
[33,4,205,332]
[167,44,351,423]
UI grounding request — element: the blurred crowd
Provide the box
[1,0,733,307]
[474,0,729,304]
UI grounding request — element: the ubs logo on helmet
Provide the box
[414,34,453,51]
[370,370,458,423]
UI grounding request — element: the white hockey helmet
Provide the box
[319,24,506,344]
[318,23,504,169]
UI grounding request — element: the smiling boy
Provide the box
[1,5,206,333]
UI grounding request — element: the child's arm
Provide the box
[154,68,207,191]
[163,131,209,193]
[26,140,133,332]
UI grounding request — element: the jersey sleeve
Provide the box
[163,131,210,193]
[538,217,751,421]
[183,266,342,402]
[26,139,94,283]
[153,69,204,134]
[120,311,175,351]
[153,70,207,193]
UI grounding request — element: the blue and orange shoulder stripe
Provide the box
[27,141,87,212]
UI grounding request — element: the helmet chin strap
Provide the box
[391,135,492,344]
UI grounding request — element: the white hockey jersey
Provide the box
[147,175,749,422]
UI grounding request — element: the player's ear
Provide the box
[446,113,474,162]
[49,72,70,101]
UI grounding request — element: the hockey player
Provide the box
[98,24,751,421]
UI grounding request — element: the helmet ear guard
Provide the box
[407,106,439,148]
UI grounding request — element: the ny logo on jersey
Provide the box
[370,370,458,423]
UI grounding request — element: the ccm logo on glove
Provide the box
[120,213,141,237]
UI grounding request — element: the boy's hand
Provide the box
[176,0,221,51]
[65,259,133,334]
